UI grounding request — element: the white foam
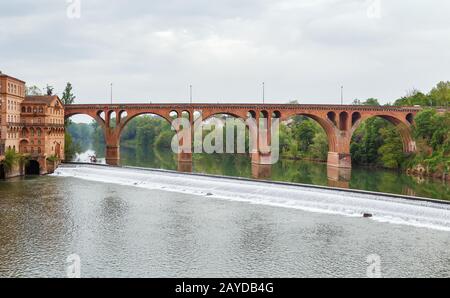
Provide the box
[52,165,450,232]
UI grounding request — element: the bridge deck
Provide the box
[65,103,422,112]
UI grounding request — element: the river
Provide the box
[0,164,450,277]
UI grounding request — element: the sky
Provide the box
[1,0,450,106]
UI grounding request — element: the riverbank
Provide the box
[54,163,450,231]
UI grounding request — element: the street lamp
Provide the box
[262,82,265,104]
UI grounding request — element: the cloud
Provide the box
[0,0,449,105]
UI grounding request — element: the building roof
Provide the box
[0,73,26,84]
[23,95,63,106]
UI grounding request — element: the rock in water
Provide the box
[363,213,373,218]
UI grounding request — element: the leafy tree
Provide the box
[429,81,450,107]
[413,109,437,142]
[310,131,329,161]
[353,98,380,106]
[378,127,404,168]
[26,85,42,96]
[61,82,76,105]
[0,149,20,173]
[394,89,431,106]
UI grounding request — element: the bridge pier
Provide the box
[178,152,192,163]
[251,163,272,179]
[327,152,351,168]
[177,160,193,173]
[327,166,351,188]
[106,144,120,166]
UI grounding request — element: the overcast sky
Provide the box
[1,0,450,105]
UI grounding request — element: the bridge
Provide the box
[64,103,419,173]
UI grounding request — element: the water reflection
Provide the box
[76,146,450,201]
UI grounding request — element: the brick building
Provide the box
[0,72,64,178]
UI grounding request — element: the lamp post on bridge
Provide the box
[110,83,113,104]
[262,82,265,104]
[189,84,192,104]
[340,85,343,105]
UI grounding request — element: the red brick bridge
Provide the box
[64,103,419,170]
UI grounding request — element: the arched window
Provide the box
[22,107,26,113]
[27,107,31,113]
[37,129,41,137]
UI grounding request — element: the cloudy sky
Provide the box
[1,0,450,105]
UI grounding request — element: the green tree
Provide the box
[0,149,20,173]
[413,109,437,142]
[61,82,76,105]
[378,127,404,168]
[309,131,329,161]
[394,89,431,106]
[26,85,42,96]
[429,81,450,107]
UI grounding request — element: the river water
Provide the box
[74,146,450,201]
[0,164,449,277]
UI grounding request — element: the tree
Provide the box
[0,149,20,173]
[353,98,380,106]
[309,131,329,161]
[378,127,404,169]
[61,82,76,105]
[293,120,316,153]
[413,109,437,142]
[394,89,431,106]
[26,85,42,96]
[429,81,450,107]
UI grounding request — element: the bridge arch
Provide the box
[118,112,179,159]
[280,112,338,153]
[351,113,415,154]
[64,113,107,162]
[118,111,178,136]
